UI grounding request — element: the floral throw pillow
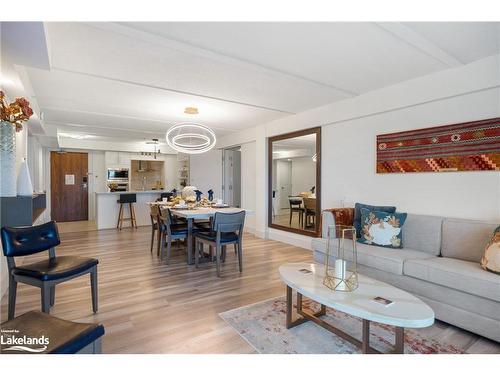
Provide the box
[481,226,500,274]
[358,208,407,249]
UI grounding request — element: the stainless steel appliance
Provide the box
[107,168,129,181]
[107,168,129,192]
[108,182,128,192]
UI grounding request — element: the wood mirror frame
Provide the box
[268,127,321,237]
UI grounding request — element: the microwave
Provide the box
[107,168,129,181]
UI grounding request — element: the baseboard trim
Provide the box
[268,229,313,251]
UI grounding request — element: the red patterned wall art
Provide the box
[376,117,500,173]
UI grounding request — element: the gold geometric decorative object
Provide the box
[323,225,358,292]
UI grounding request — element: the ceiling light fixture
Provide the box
[166,123,216,154]
[184,107,199,115]
[142,138,161,159]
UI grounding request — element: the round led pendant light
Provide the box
[166,123,217,154]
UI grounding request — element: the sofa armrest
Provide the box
[321,208,355,239]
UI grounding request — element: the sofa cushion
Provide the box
[404,257,500,302]
[358,208,407,248]
[442,218,499,262]
[324,239,434,275]
[353,203,396,238]
[402,214,443,256]
[356,243,433,275]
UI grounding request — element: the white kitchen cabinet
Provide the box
[118,152,131,165]
[105,151,119,166]
[105,151,130,168]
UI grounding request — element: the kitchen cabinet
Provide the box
[105,151,130,168]
[118,152,131,165]
[105,151,119,166]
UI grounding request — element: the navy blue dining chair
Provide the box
[159,207,189,263]
[1,221,99,320]
[194,211,245,277]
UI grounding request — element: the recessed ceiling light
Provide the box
[184,107,199,115]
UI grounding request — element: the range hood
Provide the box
[137,160,147,172]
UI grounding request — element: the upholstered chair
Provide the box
[1,221,99,320]
[194,211,245,277]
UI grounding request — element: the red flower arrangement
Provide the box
[0,90,34,132]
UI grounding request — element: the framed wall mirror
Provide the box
[268,127,321,237]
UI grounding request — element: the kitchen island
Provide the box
[96,190,165,229]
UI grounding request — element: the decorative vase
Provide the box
[194,190,202,202]
[181,185,198,200]
[17,160,33,196]
[0,120,17,197]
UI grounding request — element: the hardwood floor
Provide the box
[57,220,97,234]
[0,227,312,353]
[1,227,497,354]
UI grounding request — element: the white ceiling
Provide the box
[3,22,499,147]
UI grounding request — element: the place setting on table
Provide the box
[147,186,250,268]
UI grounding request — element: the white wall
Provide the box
[216,54,500,250]
[241,142,256,231]
[322,88,500,221]
[88,151,105,220]
[291,157,316,195]
[15,127,28,174]
[27,135,45,192]
[164,154,178,190]
[189,149,223,198]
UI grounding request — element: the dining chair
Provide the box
[303,197,317,229]
[1,221,99,320]
[289,198,304,227]
[149,204,162,255]
[158,207,188,263]
[194,211,245,277]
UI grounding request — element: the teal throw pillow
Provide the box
[358,208,407,249]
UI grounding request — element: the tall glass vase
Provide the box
[0,120,17,197]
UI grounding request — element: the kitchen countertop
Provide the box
[95,190,167,195]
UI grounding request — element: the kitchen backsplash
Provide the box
[130,160,165,190]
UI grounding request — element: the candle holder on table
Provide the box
[323,224,358,292]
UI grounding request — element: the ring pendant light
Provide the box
[166,123,217,154]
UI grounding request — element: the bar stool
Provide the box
[117,193,137,230]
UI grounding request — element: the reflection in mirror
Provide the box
[269,128,320,236]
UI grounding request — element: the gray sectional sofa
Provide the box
[312,211,500,342]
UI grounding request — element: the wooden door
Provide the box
[51,151,88,222]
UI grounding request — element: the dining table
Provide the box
[148,203,250,264]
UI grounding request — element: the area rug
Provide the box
[219,296,464,354]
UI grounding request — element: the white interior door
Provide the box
[223,150,233,206]
[223,148,242,207]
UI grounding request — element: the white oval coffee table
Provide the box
[279,263,435,354]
